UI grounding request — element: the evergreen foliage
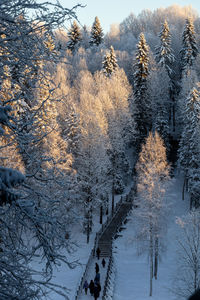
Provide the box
[178,87,200,207]
[180,18,198,75]
[90,16,104,46]
[133,33,151,144]
[67,20,82,53]
[102,46,118,77]
[155,20,175,76]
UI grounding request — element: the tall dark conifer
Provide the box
[102,46,118,77]
[133,32,151,145]
[67,20,82,53]
[155,20,175,76]
[178,87,200,207]
[180,18,198,75]
[90,16,104,46]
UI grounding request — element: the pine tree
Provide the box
[102,46,118,77]
[133,33,151,145]
[90,16,104,46]
[67,20,82,53]
[180,18,198,75]
[155,20,175,76]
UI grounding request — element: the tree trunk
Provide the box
[172,101,175,132]
[86,206,92,244]
[86,218,90,244]
[149,222,153,296]
[112,179,114,216]
[182,176,186,200]
[100,205,103,224]
[154,237,158,280]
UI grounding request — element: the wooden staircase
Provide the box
[98,201,132,257]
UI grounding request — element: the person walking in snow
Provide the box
[89,279,95,296]
[95,262,99,274]
[93,282,101,300]
[102,258,106,268]
[96,247,101,260]
[94,272,100,284]
[83,280,89,295]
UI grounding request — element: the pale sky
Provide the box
[60,0,200,33]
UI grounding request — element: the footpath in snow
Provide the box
[78,256,108,299]
[113,174,190,300]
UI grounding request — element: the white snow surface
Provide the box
[44,174,190,300]
[113,173,190,300]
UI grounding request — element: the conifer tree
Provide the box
[133,33,151,145]
[155,20,175,76]
[179,87,200,207]
[67,20,82,53]
[102,45,118,77]
[180,18,198,75]
[90,16,104,46]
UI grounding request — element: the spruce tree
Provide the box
[179,87,200,207]
[67,20,82,53]
[180,18,198,75]
[133,32,151,144]
[155,20,175,76]
[90,16,104,46]
[102,46,118,77]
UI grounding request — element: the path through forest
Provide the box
[113,173,191,300]
[78,257,108,299]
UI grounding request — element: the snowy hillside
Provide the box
[113,174,191,300]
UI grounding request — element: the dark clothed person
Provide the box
[93,283,101,300]
[94,272,100,284]
[96,247,101,260]
[83,280,88,295]
[188,290,200,300]
[95,262,99,274]
[89,279,95,295]
[102,258,106,268]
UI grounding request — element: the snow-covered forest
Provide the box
[1,1,200,299]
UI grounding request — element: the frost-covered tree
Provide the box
[135,131,170,296]
[178,87,200,207]
[180,18,198,75]
[67,20,82,53]
[155,20,175,76]
[73,70,110,243]
[174,211,200,299]
[90,16,104,46]
[177,69,198,134]
[102,45,118,77]
[0,1,80,299]
[133,33,151,145]
[95,68,134,198]
[149,68,170,150]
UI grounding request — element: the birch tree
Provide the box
[174,212,200,299]
[135,131,170,296]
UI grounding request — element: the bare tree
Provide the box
[174,211,200,299]
[0,1,81,299]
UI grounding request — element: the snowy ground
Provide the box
[113,173,190,300]
[42,191,128,299]
[40,173,190,300]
